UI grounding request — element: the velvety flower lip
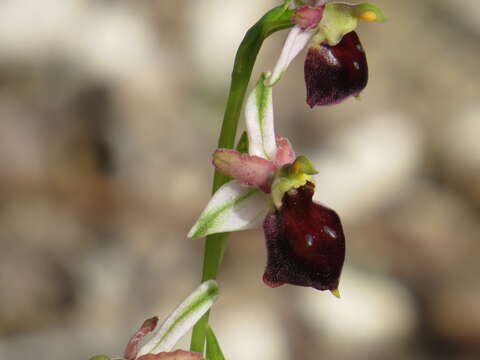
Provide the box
[189,75,343,295]
[263,181,345,292]
[268,1,386,106]
[305,31,368,107]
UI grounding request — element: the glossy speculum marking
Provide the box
[263,182,345,291]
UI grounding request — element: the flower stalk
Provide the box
[190,3,295,354]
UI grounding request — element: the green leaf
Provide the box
[206,326,226,360]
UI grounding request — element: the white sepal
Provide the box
[188,180,272,239]
[267,25,315,86]
[245,74,277,160]
[137,280,219,356]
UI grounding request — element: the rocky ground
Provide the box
[0,1,479,359]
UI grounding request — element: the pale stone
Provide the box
[310,112,421,222]
[213,303,288,360]
[297,266,416,347]
[187,0,276,87]
[439,106,480,171]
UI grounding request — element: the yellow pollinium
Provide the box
[360,10,377,22]
[292,161,301,175]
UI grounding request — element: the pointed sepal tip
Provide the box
[330,288,341,298]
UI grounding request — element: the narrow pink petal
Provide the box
[213,149,276,192]
[137,350,203,360]
[273,137,296,168]
[292,6,324,30]
[124,317,159,360]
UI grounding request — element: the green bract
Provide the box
[206,326,227,360]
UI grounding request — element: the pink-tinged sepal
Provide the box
[273,136,296,169]
[292,6,324,30]
[305,31,368,107]
[124,317,159,360]
[137,350,203,360]
[213,149,276,193]
[263,182,345,291]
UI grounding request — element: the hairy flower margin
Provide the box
[189,74,345,295]
[90,281,219,360]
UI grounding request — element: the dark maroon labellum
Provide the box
[305,31,368,107]
[263,182,345,291]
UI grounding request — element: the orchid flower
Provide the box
[189,75,345,295]
[269,1,387,107]
[90,281,219,360]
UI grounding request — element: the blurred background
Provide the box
[0,0,479,359]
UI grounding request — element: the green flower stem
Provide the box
[190,4,294,354]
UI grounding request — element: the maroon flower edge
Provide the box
[263,182,345,291]
[305,31,368,107]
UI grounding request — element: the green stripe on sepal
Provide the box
[188,180,271,239]
[138,280,219,356]
[246,73,276,160]
[206,326,226,360]
[255,73,270,154]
